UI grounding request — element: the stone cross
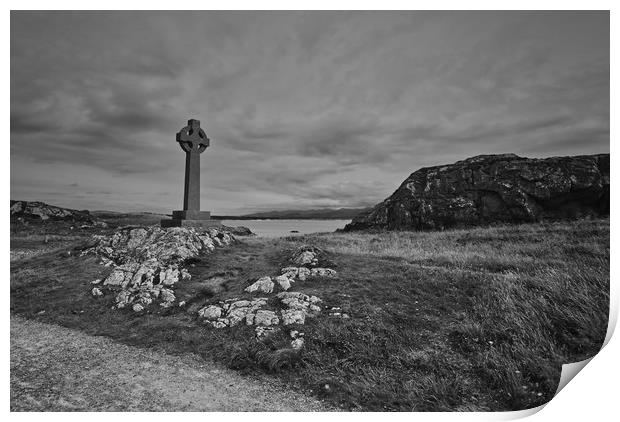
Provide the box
[161,118,221,228]
[176,119,210,211]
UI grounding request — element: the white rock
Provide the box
[227,308,252,326]
[132,303,144,312]
[254,310,280,326]
[159,267,179,286]
[91,287,103,297]
[292,250,318,266]
[297,267,311,281]
[91,279,101,285]
[160,288,175,303]
[274,275,292,291]
[115,291,132,308]
[281,309,306,325]
[255,326,279,340]
[291,338,305,350]
[103,270,126,286]
[310,268,337,278]
[244,276,274,294]
[199,305,222,320]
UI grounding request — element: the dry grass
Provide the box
[10,218,609,411]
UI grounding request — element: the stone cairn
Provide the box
[86,226,235,311]
[197,245,346,350]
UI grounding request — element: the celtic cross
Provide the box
[176,119,210,212]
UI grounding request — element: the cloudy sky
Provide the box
[11,11,609,214]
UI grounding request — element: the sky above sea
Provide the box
[10,11,609,214]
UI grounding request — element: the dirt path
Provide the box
[10,316,334,411]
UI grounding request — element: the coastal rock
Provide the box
[344,153,610,231]
[10,200,97,223]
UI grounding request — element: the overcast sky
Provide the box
[11,11,609,214]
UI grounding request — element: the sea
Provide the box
[220,219,350,238]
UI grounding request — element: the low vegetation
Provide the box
[10,217,609,411]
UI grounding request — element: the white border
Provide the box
[4,2,616,421]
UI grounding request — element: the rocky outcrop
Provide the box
[198,245,342,349]
[10,200,104,225]
[344,153,610,231]
[83,226,236,310]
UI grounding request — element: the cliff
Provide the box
[344,153,609,231]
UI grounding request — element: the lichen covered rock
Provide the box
[84,226,236,311]
[244,276,274,294]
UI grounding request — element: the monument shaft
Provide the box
[184,150,200,211]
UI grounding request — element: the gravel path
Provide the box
[10,316,334,411]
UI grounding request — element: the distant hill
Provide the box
[214,207,370,220]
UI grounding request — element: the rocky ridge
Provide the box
[85,226,235,311]
[11,200,106,227]
[344,153,610,231]
[197,245,341,350]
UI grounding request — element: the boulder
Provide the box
[344,153,610,231]
[198,305,222,320]
[274,274,292,291]
[245,276,274,294]
[281,309,306,325]
[254,310,280,326]
[290,246,322,266]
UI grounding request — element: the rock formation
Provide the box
[197,245,343,350]
[344,153,609,231]
[10,200,102,224]
[84,226,235,310]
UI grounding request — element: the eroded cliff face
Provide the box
[344,153,609,231]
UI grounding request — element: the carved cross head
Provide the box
[176,119,210,153]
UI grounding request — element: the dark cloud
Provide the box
[11,11,609,214]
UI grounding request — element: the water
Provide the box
[221,219,350,238]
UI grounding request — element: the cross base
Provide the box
[160,218,222,229]
[161,209,222,228]
[172,210,212,220]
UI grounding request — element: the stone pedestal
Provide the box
[161,209,221,228]
[160,218,222,228]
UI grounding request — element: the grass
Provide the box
[10,218,609,411]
